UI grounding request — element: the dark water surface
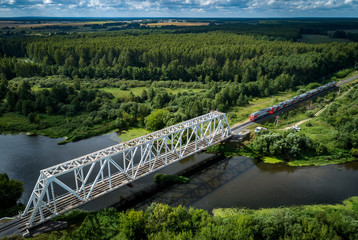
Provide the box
[0,133,120,202]
[1,134,358,210]
[135,157,358,210]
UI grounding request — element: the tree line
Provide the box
[1,31,358,87]
[31,198,358,239]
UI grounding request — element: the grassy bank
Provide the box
[11,196,358,240]
[0,112,117,144]
[100,87,203,99]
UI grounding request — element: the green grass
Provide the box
[288,157,354,167]
[263,112,309,130]
[262,156,284,164]
[298,34,351,44]
[300,118,338,149]
[118,127,151,142]
[229,91,297,124]
[100,87,203,99]
[0,112,117,144]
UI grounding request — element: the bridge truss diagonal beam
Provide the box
[22,111,232,228]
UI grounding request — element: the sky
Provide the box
[0,0,357,18]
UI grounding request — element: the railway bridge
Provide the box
[18,111,232,229]
[3,75,356,235]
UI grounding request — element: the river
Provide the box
[1,134,358,210]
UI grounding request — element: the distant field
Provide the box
[297,34,351,44]
[146,22,209,27]
[0,21,117,29]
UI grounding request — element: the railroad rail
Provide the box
[1,74,357,236]
[19,111,231,229]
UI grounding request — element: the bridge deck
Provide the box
[23,134,227,228]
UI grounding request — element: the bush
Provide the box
[145,109,170,131]
[352,148,358,157]
[154,173,190,184]
[53,209,91,224]
[306,110,315,118]
[335,69,352,78]
[0,173,24,212]
[305,122,312,127]
[27,112,39,123]
[120,84,128,90]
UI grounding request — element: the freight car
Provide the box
[249,81,337,122]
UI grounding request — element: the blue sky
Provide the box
[1,0,357,18]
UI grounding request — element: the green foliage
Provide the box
[145,109,170,131]
[320,85,358,150]
[53,209,91,225]
[62,208,121,240]
[1,24,358,144]
[0,173,24,215]
[251,130,314,159]
[153,174,190,184]
[118,209,146,239]
[35,197,358,240]
[306,110,315,118]
[335,68,352,78]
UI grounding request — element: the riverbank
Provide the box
[207,139,357,167]
[0,112,119,144]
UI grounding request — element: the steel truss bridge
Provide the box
[21,111,232,229]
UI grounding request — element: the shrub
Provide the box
[154,173,190,184]
[306,110,315,118]
[120,84,128,90]
[351,148,358,157]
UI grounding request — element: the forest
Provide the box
[1,22,358,142]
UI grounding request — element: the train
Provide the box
[249,81,337,122]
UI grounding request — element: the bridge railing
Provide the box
[22,111,232,228]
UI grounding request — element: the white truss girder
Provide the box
[22,111,232,228]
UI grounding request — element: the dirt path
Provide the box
[283,83,354,130]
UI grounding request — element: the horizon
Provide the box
[1,16,358,19]
[1,0,357,18]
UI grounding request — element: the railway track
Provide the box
[231,121,252,131]
[0,132,229,236]
[0,217,29,237]
[1,74,357,237]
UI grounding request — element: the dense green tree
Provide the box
[145,109,170,131]
[0,173,24,209]
[0,74,8,100]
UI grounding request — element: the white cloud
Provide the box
[248,0,357,10]
[325,0,333,6]
[191,7,204,11]
[43,0,51,4]
[1,0,15,4]
[126,0,158,11]
[195,0,231,6]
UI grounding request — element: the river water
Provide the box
[1,134,358,210]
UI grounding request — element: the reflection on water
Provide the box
[135,157,254,210]
[0,133,357,211]
[135,156,358,211]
